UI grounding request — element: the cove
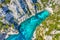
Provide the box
[6,10,50,40]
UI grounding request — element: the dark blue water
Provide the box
[32,0,37,3]
[6,10,50,40]
[32,0,37,13]
[19,0,27,13]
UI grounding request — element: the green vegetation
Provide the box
[45,24,56,35]
[11,24,14,28]
[36,27,44,40]
[0,0,10,8]
[0,22,9,30]
[45,11,59,35]
[0,21,3,30]
[0,21,14,31]
[36,3,41,10]
[5,24,9,29]
[0,18,2,20]
[41,0,48,7]
[0,4,2,8]
[4,0,10,4]
[50,1,56,9]
[0,17,4,20]
[36,36,43,40]
[52,34,60,40]
[41,0,48,3]
[36,4,60,40]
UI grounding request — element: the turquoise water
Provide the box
[6,10,50,40]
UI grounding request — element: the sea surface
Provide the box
[6,10,50,40]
